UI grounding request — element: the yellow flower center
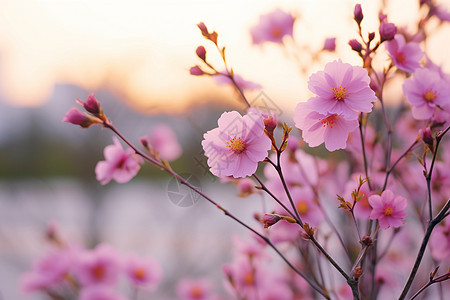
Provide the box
[384,206,393,216]
[227,136,246,153]
[296,200,309,214]
[134,268,146,280]
[332,85,348,100]
[423,89,437,103]
[320,114,338,128]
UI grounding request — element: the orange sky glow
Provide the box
[0,0,449,113]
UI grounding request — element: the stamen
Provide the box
[332,85,348,100]
[226,136,246,153]
[320,114,338,128]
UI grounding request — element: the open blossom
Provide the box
[146,124,182,161]
[74,244,122,287]
[124,254,162,289]
[95,137,143,185]
[402,68,450,120]
[386,34,423,73]
[294,101,359,151]
[202,111,271,178]
[307,59,377,120]
[250,8,295,45]
[369,190,408,229]
[177,279,213,300]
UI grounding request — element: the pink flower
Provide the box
[306,60,377,120]
[20,247,74,293]
[74,244,122,287]
[202,111,271,178]
[76,93,103,118]
[385,34,424,73]
[95,137,143,185]
[124,254,162,289]
[402,68,450,120]
[214,73,262,91]
[290,186,322,227]
[176,279,213,300]
[146,124,182,161]
[430,221,450,260]
[294,101,359,151]
[79,286,127,300]
[379,20,397,42]
[250,8,295,45]
[62,107,102,128]
[369,190,408,229]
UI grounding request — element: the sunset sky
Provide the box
[0,0,449,113]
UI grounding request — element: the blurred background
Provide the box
[0,0,449,299]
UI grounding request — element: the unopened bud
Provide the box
[323,37,336,52]
[260,214,281,228]
[419,127,434,148]
[361,235,373,246]
[189,66,205,76]
[379,20,397,42]
[353,267,363,279]
[349,39,362,53]
[264,114,278,133]
[368,32,375,42]
[196,46,206,61]
[354,4,364,25]
[62,107,102,128]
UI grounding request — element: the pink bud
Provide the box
[378,12,387,22]
[264,114,278,133]
[368,32,375,42]
[354,4,363,25]
[323,37,336,52]
[196,46,207,61]
[260,214,281,228]
[62,107,102,128]
[189,66,205,76]
[197,22,208,36]
[379,20,397,42]
[419,127,434,147]
[348,39,362,52]
[76,93,101,114]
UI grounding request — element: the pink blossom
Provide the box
[434,4,450,22]
[306,60,377,119]
[214,73,262,91]
[124,254,162,289]
[369,190,408,229]
[147,124,182,161]
[177,279,213,300]
[294,101,359,151]
[250,8,295,45]
[385,34,423,73]
[95,137,143,185]
[190,66,205,76]
[402,68,450,120]
[76,93,103,117]
[289,186,322,227]
[202,111,271,178]
[79,286,127,300]
[74,244,122,287]
[20,247,74,293]
[62,107,102,128]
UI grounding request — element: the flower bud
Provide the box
[361,235,373,246]
[379,20,397,42]
[196,46,206,61]
[260,214,281,228]
[323,37,336,52]
[378,13,387,22]
[189,66,205,76]
[264,114,278,134]
[353,266,363,279]
[77,93,101,114]
[419,127,434,149]
[62,107,102,128]
[354,4,363,25]
[368,32,375,42]
[348,39,362,53]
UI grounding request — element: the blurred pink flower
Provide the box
[214,73,262,91]
[307,60,377,120]
[202,111,271,178]
[369,190,408,229]
[95,137,143,185]
[177,279,213,300]
[430,221,450,260]
[74,244,121,287]
[147,124,182,161]
[21,247,74,293]
[124,254,162,289]
[386,34,423,73]
[79,286,127,300]
[323,37,336,51]
[294,101,359,151]
[290,186,322,227]
[250,8,295,45]
[402,68,450,120]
